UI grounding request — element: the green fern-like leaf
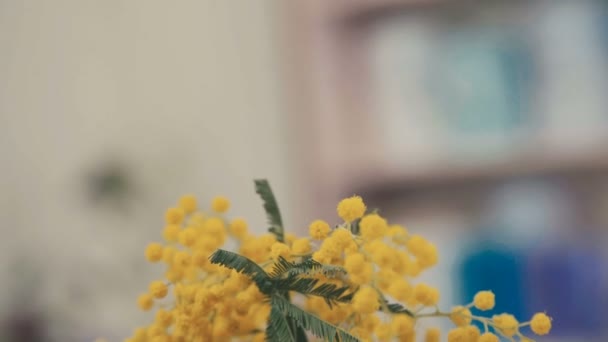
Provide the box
[268,257,296,279]
[292,323,308,342]
[288,257,347,279]
[272,295,360,342]
[266,303,295,342]
[315,265,348,279]
[305,283,354,305]
[349,218,361,235]
[386,302,414,316]
[208,249,273,294]
[270,256,347,280]
[273,276,352,306]
[273,275,319,293]
[255,179,285,242]
[378,295,414,317]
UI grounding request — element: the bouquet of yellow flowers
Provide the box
[127,180,552,342]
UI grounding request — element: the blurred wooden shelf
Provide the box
[285,0,608,222]
[350,149,608,203]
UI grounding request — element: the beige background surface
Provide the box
[0,1,292,340]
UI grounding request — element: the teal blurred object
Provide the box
[429,28,534,157]
[459,237,529,324]
[457,180,568,332]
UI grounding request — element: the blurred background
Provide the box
[1,0,607,341]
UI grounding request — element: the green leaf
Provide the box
[208,249,273,294]
[266,303,295,342]
[268,257,296,279]
[378,296,414,317]
[292,323,309,342]
[349,218,361,235]
[272,295,360,342]
[270,256,347,280]
[273,276,319,293]
[254,179,285,242]
[267,260,307,339]
[273,276,353,306]
[304,283,354,305]
[288,257,347,279]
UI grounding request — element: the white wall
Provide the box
[0,1,290,340]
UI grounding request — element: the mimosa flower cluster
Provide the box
[126,181,552,342]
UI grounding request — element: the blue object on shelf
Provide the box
[459,236,529,323]
[527,242,607,337]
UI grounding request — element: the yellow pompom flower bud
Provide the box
[291,238,311,255]
[146,325,164,338]
[145,243,164,262]
[165,207,185,224]
[336,195,366,222]
[192,250,208,268]
[133,328,146,341]
[229,218,248,239]
[188,212,205,227]
[211,196,230,213]
[352,286,379,314]
[447,327,466,342]
[413,283,440,306]
[376,269,399,292]
[204,217,226,234]
[348,327,370,340]
[318,237,341,259]
[478,332,499,342]
[493,313,519,337]
[155,309,173,328]
[387,224,408,238]
[178,227,197,247]
[530,312,552,335]
[450,306,472,326]
[372,244,396,269]
[473,290,495,311]
[212,316,230,338]
[281,233,294,245]
[309,220,331,240]
[424,327,440,342]
[361,314,380,334]
[344,253,366,274]
[387,279,412,302]
[374,323,391,340]
[252,333,266,342]
[331,228,352,247]
[391,314,414,336]
[349,262,373,285]
[165,267,184,283]
[173,250,192,268]
[406,235,438,268]
[150,335,169,342]
[149,280,168,299]
[178,194,197,214]
[463,325,480,340]
[137,293,154,311]
[161,246,176,263]
[270,242,291,259]
[162,224,181,242]
[359,214,388,240]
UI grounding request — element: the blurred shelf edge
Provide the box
[323,0,530,26]
[350,147,608,204]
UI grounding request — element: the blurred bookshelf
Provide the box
[286,0,608,223]
[286,1,608,339]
